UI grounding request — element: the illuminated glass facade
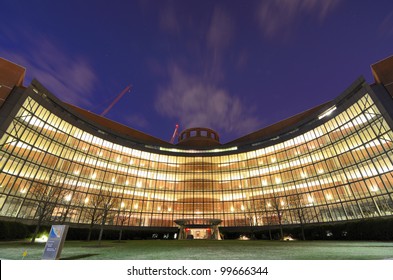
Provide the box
[1,75,393,231]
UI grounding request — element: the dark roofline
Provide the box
[28,76,368,153]
[227,76,368,148]
[227,101,330,145]
[30,79,171,147]
[65,102,170,146]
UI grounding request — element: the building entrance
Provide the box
[174,219,222,240]
[185,228,211,239]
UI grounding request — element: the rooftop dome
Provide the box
[177,127,220,147]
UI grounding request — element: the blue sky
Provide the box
[1,0,393,143]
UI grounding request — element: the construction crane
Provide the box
[170,124,179,144]
[100,85,132,116]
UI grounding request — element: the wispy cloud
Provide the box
[159,3,180,34]
[206,6,235,82]
[257,0,341,38]
[155,65,262,138]
[0,29,97,108]
[207,7,234,51]
[125,114,150,129]
[155,5,262,139]
[379,11,393,38]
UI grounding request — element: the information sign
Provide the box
[42,225,69,260]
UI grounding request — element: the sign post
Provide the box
[42,225,69,260]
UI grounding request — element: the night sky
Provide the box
[1,0,393,144]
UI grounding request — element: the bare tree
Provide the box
[287,194,307,240]
[243,201,257,239]
[84,194,105,242]
[97,195,119,245]
[28,181,69,243]
[378,196,393,215]
[264,211,274,240]
[116,208,129,242]
[287,193,320,240]
[84,194,118,243]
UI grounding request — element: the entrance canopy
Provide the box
[174,219,222,240]
[174,219,222,227]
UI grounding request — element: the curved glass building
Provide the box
[1,57,393,237]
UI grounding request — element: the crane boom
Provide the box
[100,85,132,116]
[170,124,179,144]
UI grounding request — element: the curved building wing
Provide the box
[1,57,393,234]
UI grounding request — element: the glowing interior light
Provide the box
[64,194,72,201]
[84,197,89,204]
[120,202,125,208]
[116,156,121,162]
[340,113,375,131]
[157,206,161,211]
[129,159,134,165]
[111,177,116,183]
[91,173,97,179]
[125,180,129,185]
[140,163,145,167]
[258,161,264,165]
[307,196,314,203]
[275,177,281,184]
[168,207,172,212]
[136,182,142,188]
[97,151,103,156]
[21,115,56,132]
[325,194,333,200]
[317,169,324,174]
[73,170,80,175]
[262,180,268,186]
[230,206,235,212]
[271,157,277,163]
[280,200,285,206]
[20,188,27,194]
[370,186,379,192]
[241,205,245,211]
[238,185,242,189]
[134,204,139,210]
[301,172,307,178]
[267,202,271,207]
[36,234,48,243]
[160,146,237,153]
[318,106,337,119]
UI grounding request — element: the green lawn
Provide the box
[1,240,393,260]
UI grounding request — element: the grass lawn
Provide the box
[1,240,393,260]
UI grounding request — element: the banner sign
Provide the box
[42,225,69,260]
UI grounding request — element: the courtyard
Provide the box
[1,240,393,260]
